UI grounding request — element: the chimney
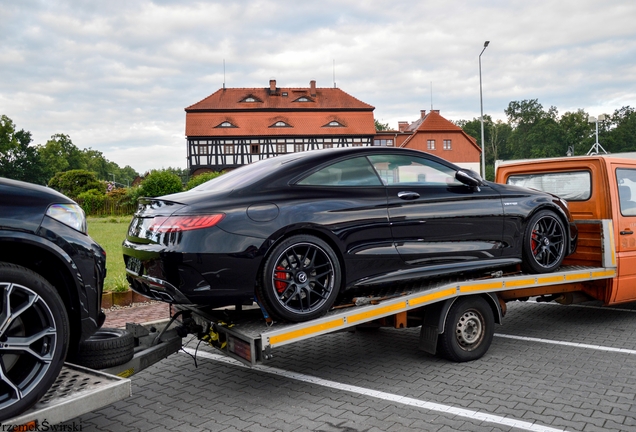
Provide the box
[398,121,409,132]
[269,79,276,92]
[310,80,316,97]
[432,109,440,114]
[420,110,427,119]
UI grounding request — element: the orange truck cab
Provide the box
[496,154,636,305]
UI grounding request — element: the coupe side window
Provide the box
[367,155,461,186]
[298,157,382,186]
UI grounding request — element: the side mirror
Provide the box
[456,170,483,187]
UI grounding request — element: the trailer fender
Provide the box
[418,293,503,355]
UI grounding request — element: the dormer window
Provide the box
[294,96,312,102]
[216,121,236,128]
[271,121,291,128]
[324,120,344,127]
[240,95,262,103]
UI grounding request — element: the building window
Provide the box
[294,143,304,152]
[294,97,311,102]
[373,139,394,146]
[324,120,344,127]
[217,121,235,128]
[443,139,452,150]
[271,121,291,127]
[224,144,234,154]
[251,144,260,154]
[241,96,261,103]
[427,140,436,150]
[323,143,333,149]
[277,144,286,154]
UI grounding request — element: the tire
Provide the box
[0,263,70,421]
[521,210,567,274]
[258,235,342,322]
[74,328,134,369]
[436,296,494,362]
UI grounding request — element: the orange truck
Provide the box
[496,154,636,305]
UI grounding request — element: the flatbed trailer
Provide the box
[182,219,617,366]
[3,321,184,428]
[3,219,616,426]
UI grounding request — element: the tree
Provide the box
[559,110,592,156]
[603,106,636,154]
[374,119,391,131]
[38,134,85,178]
[0,115,47,184]
[505,100,563,159]
[185,171,223,190]
[48,169,105,199]
[139,170,183,197]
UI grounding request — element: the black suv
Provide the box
[0,177,106,420]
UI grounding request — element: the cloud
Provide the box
[1,0,635,173]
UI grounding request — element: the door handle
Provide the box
[397,191,420,200]
[620,229,634,235]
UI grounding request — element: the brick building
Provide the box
[185,80,376,174]
[374,110,481,172]
[185,81,481,174]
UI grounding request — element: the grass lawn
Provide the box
[87,216,133,292]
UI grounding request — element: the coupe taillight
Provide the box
[148,214,225,233]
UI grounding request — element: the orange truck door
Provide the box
[612,164,636,302]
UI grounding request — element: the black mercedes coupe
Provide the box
[123,147,577,322]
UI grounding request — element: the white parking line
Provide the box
[495,333,636,354]
[527,299,636,313]
[182,347,569,432]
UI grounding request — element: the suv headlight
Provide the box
[46,203,87,234]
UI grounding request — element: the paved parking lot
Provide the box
[68,300,636,431]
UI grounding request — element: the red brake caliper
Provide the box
[275,265,288,293]
[531,230,539,255]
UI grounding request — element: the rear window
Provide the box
[507,171,591,201]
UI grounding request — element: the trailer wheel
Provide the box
[74,328,134,369]
[522,210,566,274]
[0,263,69,421]
[437,296,494,362]
[259,235,341,322]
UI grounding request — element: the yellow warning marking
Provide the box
[565,272,590,281]
[591,269,616,278]
[503,278,535,288]
[117,368,135,378]
[409,288,457,306]
[609,220,617,266]
[537,275,565,284]
[459,281,503,293]
[268,318,344,346]
[347,301,407,324]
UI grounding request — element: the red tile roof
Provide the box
[186,84,374,112]
[186,111,375,136]
[185,80,376,137]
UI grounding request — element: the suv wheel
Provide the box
[0,263,69,421]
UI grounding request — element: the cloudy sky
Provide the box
[2,0,635,173]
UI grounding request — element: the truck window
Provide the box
[616,168,636,216]
[507,171,591,201]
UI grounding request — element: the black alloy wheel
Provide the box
[0,263,69,421]
[522,210,566,274]
[260,235,341,322]
[436,296,494,362]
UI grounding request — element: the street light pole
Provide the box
[479,41,489,178]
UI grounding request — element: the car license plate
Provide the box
[126,257,142,275]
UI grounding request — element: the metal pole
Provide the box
[479,41,489,178]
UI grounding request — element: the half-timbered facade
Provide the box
[185,80,376,174]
